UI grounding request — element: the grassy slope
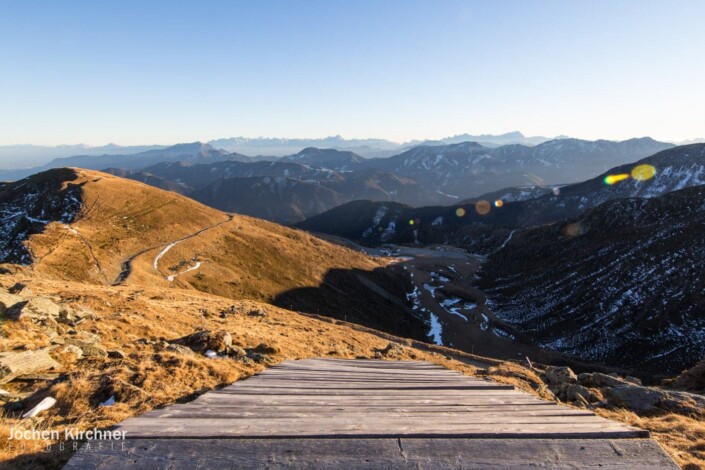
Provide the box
[0,168,702,469]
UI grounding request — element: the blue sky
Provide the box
[0,0,703,145]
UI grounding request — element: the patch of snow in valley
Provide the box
[427,313,443,345]
[440,297,468,321]
[423,283,439,298]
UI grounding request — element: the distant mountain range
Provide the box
[105,152,456,224]
[0,143,166,169]
[0,136,677,224]
[297,144,705,250]
[208,131,563,157]
[0,142,274,181]
[0,131,566,170]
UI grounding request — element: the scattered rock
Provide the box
[172,330,233,354]
[63,339,108,358]
[673,356,705,393]
[0,291,25,314]
[566,384,593,403]
[251,343,279,355]
[60,344,84,361]
[573,393,590,408]
[226,346,247,358]
[0,349,62,383]
[603,384,664,413]
[658,390,705,417]
[246,351,272,363]
[165,344,196,356]
[544,366,577,385]
[97,377,148,405]
[579,372,627,388]
[7,297,64,321]
[249,309,266,317]
[57,305,98,326]
[623,376,642,386]
[107,350,126,359]
[375,342,405,358]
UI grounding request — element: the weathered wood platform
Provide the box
[65,359,678,468]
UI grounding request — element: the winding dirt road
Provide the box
[111,214,233,285]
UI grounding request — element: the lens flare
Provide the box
[563,222,586,237]
[455,207,466,217]
[632,164,657,181]
[604,174,630,185]
[475,200,491,215]
[409,219,415,225]
[494,199,504,208]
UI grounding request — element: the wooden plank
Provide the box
[64,359,677,469]
[64,438,679,470]
[145,404,567,413]
[207,387,525,394]
[115,418,648,439]
[146,410,598,419]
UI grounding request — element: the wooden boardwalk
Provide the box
[65,359,677,468]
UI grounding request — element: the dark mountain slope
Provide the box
[281,147,366,169]
[299,144,705,251]
[113,160,343,193]
[356,138,673,199]
[0,168,83,264]
[477,184,705,375]
[190,176,344,225]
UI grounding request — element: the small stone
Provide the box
[166,344,196,356]
[63,339,108,358]
[249,309,266,317]
[567,384,592,403]
[544,366,577,385]
[61,344,84,360]
[108,350,126,359]
[623,376,642,386]
[589,372,629,388]
[7,297,63,321]
[375,342,405,358]
[251,343,279,355]
[227,346,247,358]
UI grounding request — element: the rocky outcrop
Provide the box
[672,357,705,393]
[543,366,705,416]
[0,349,61,383]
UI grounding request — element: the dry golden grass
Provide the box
[0,273,475,468]
[595,409,705,470]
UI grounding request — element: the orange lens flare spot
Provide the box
[632,164,657,181]
[494,199,504,208]
[475,200,491,215]
[455,208,466,217]
[604,174,630,185]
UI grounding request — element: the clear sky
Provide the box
[1,0,703,146]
